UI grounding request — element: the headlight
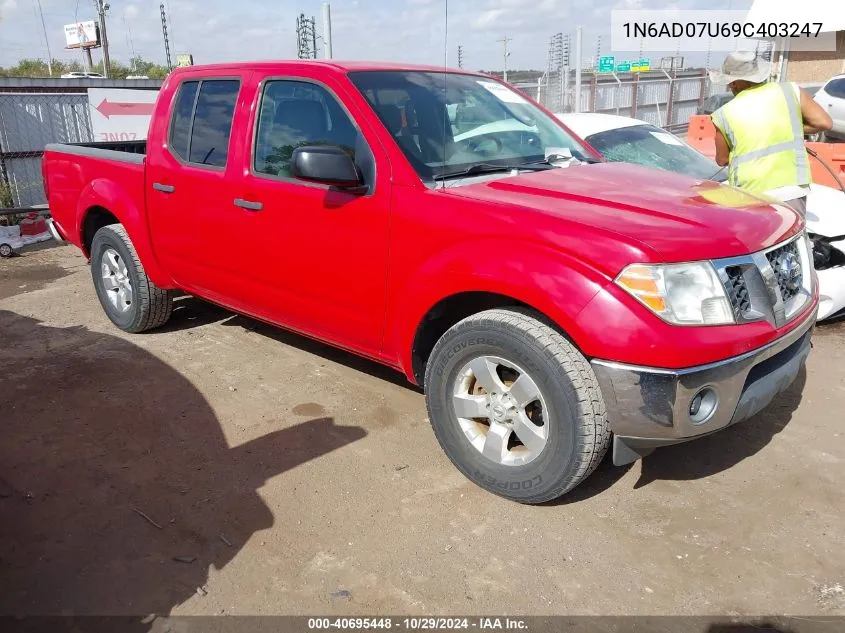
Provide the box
[802,231,815,291]
[616,262,735,326]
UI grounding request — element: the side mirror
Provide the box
[291,146,365,192]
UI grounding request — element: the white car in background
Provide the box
[814,75,845,141]
[557,112,845,322]
[60,71,105,79]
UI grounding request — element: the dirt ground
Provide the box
[1,243,845,620]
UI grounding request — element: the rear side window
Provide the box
[167,79,240,167]
[824,78,845,98]
[190,80,240,167]
[169,81,198,161]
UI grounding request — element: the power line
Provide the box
[32,0,53,76]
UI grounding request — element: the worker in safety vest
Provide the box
[710,51,832,216]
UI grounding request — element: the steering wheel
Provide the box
[466,134,504,157]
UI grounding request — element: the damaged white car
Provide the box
[557,112,845,322]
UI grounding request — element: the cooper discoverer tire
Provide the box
[90,224,173,333]
[424,308,610,503]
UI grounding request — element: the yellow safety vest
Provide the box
[711,82,810,195]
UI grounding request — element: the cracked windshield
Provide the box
[350,70,594,181]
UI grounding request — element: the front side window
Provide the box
[253,80,359,178]
[585,124,722,181]
[348,71,594,181]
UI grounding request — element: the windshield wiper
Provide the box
[532,154,602,166]
[433,162,555,181]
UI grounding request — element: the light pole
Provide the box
[497,36,512,82]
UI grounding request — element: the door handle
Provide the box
[153,182,175,193]
[234,198,263,211]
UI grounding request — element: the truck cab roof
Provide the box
[168,60,480,76]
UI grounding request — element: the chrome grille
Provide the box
[765,240,803,304]
[715,234,810,328]
[724,266,752,318]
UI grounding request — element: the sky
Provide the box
[0,0,756,71]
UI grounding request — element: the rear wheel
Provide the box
[90,224,173,333]
[424,308,610,503]
[0,243,12,258]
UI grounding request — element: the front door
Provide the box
[230,74,391,357]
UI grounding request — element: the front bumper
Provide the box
[591,307,816,465]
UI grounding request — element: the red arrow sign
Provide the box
[96,98,155,119]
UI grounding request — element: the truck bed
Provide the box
[42,141,148,252]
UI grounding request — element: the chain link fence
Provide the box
[535,70,713,133]
[0,92,94,209]
[0,75,713,210]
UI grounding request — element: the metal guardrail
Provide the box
[0,77,162,92]
[0,205,49,216]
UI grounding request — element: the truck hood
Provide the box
[448,163,803,262]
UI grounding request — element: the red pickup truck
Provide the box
[43,61,817,503]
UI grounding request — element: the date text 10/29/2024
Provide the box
[307,618,528,630]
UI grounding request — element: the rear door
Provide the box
[147,73,251,304]
[227,72,392,357]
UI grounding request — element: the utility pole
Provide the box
[322,2,333,59]
[311,16,317,61]
[457,45,463,69]
[563,34,571,112]
[296,14,318,59]
[497,36,512,83]
[160,3,172,70]
[595,35,601,69]
[574,26,583,113]
[124,12,138,70]
[95,0,111,78]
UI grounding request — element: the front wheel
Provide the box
[90,224,174,333]
[0,243,13,258]
[424,308,610,503]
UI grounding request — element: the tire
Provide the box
[90,224,173,333]
[0,243,12,258]
[424,308,610,504]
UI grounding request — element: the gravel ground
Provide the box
[1,243,844,620]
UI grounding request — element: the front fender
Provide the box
[387,238,611,381]
[75,178,174,288]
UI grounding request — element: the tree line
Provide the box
[0,56,171,79]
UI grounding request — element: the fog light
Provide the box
[689,387,718,424]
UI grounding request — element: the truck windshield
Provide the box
[348,71,594,181]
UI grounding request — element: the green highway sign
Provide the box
[598,56,615,73]
[639,58,650,72]
[616,61,632,72]
[631,61,641,72]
